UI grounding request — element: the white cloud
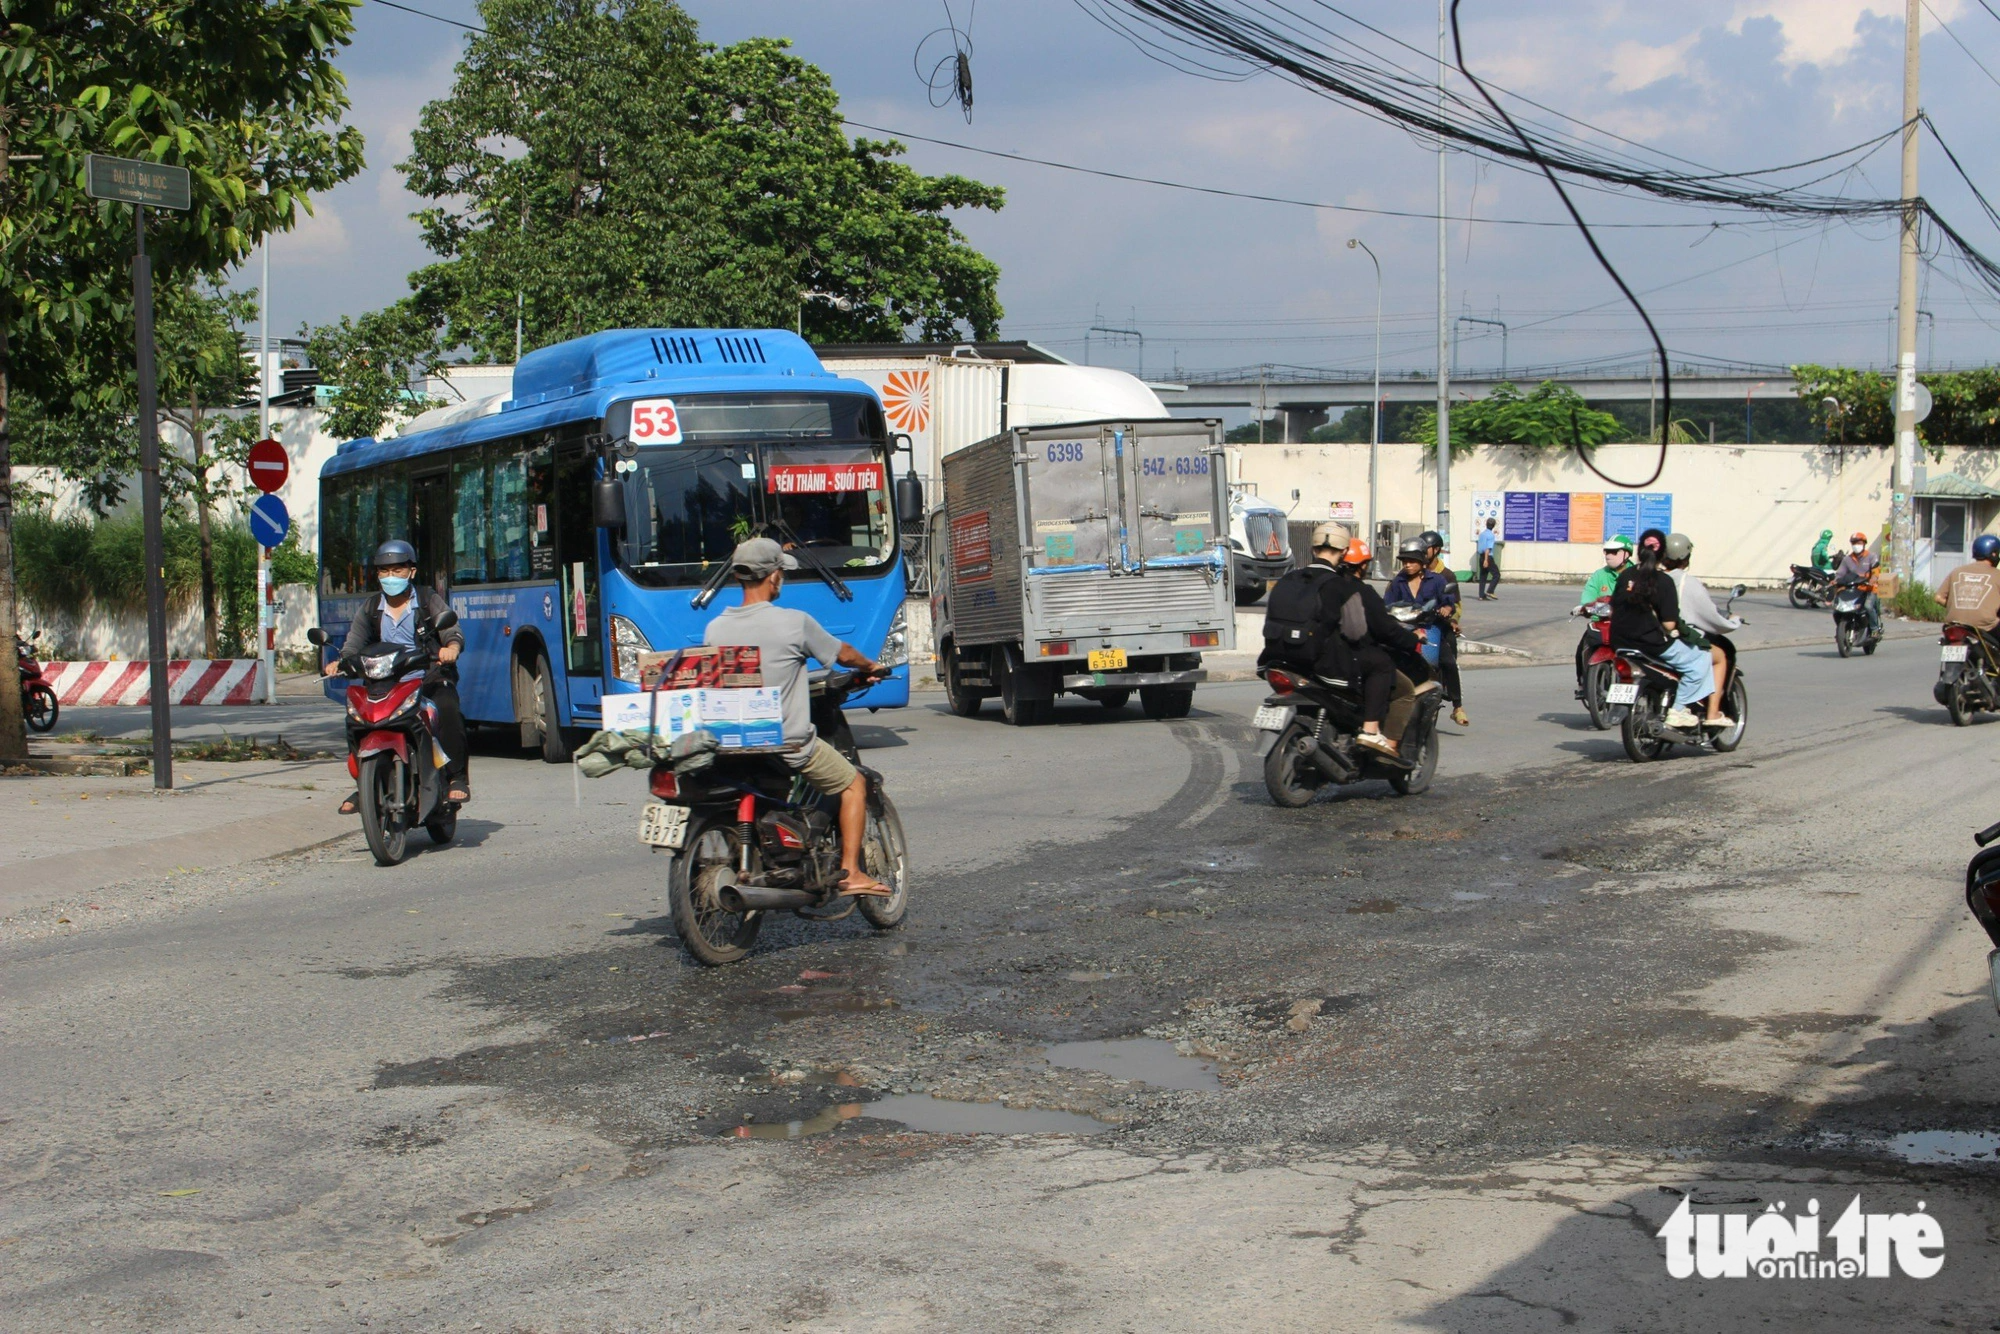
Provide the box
[281,199,349,259]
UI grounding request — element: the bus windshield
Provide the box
[610,394,895,587]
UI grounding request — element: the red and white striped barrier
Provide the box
[41,659,272,707]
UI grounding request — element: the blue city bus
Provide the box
[317,328,912,760]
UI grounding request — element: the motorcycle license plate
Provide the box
[1605,682,1640,705]
[639,802,690,849]
[1088,648,1128,671]
[1943,644,1970,663]
[1253,704,1294,732]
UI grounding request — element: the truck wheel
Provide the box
[1140,685,1194,719]
[1096,689,1130,711]
[997,652,1050,726]
[943,640,984,718]
[1235,581,1266,606]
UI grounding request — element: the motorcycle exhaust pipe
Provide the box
[720,883,818,913]
[1303,742,1359,786]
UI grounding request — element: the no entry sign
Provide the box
[247,437,288,494]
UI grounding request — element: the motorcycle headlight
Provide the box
[362,652,399,681]
[878,603,909,670]
[610,614,651,684]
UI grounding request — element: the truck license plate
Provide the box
[1605,682,1639,705]
[1088,648,1127,671]
[1943,644,1970,662]
[1253,704,1294,731]
[639,802,690,849]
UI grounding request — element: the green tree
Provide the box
[1407,381,1625,459]
[394,0,1004,361]
[300,304,441,441]
[1792,363,2000,454]
[0,0,365,755]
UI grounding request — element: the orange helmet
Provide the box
[1850,531,1869,544]
[1341,538,1372,566]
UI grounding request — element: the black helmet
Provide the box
[1419,529,1444,552]
[1396,536,1429,561]
[372,539,418,567]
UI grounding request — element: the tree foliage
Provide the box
[392,0,1004,361]
[1406,381,1626,459]
[1791,363,2000,456]
[300,305,439,441]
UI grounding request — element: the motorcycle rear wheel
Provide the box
[358,753,410,866]
[857,793,910,929]
[1389,719,1438,796]
[1950,678,1975,727]
[1262,726,1320,807]
[425,805,458,845]
[670,822,762,966]
[1621,692,1672,763]
[23,683,58,733]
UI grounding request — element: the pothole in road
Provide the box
[1044,1037,1222,1091]
[732,1093,1110,1138]
[1882,1130,2000,1164]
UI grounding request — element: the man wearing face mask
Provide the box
[1832,530,1883,643]
[328,540,469,813]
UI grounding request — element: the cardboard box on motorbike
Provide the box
[608,646,784,750]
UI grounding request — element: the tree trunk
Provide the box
[0,121,28,760]
[191,399,218,657]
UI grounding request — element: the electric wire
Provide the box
[1923,0,2000,95]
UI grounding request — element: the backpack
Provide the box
[1263,564,1356,668]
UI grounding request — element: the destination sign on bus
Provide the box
[766,462,885,495]
[627,398,683,444]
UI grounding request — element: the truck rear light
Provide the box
[648,768,679,800]
[1039,640,1073,657]
[1187,631,1219,648]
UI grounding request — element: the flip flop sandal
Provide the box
[837,876,895,899]
[338,791,360,815]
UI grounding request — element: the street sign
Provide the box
[83,154,191,211]
[248,493,291,550]
[247,437,288,494]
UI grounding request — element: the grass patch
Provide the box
[1892,580,1946,622]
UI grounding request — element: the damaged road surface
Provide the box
[3,643,1998,1329]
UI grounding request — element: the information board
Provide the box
[1502,491,1538,542]
[1569,492,1604,545]
[1638,493,1673,534]
[1534,492,1571,543]
[1471,491,1504,532]
[1603,492,1640,541]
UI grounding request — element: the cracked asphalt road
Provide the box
[3,623,1999,1330]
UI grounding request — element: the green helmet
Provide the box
[1603,533,1633,553]
[1820,529,1834,541]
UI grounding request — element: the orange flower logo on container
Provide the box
[881,369,931,434]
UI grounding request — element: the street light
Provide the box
[1348,238,1383,547]
[797,289,853,335]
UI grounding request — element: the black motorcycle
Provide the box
[1788,563,1834,609]
[1830,583,1880,658]
[1253,661,1444,807]
[1967,819,2000,1016]
[308,611,461,866]
[640,668,909,966]
[1612,632,1748,762]
[1936,624,2000,725]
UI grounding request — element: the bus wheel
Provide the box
[527,652,571,764]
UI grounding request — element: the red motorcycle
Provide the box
[17,632,58,734]
[1573,598,1624,730]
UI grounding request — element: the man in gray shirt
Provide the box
[703,538,889,896]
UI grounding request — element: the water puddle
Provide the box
[1883,1130,2000,1164]
[1044,1037,1222,1091]
[732,1102,866,1139]
[867,1094,1108,1135]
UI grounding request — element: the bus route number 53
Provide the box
[629,398,683,445]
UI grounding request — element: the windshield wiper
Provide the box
[768,518,853,602]
[690,558,735,610]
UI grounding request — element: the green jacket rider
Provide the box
[1580,534,1635,607]
[1812,528,1835,572]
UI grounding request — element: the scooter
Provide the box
[1788,563,1834,609]
[308,611,461,866]
[640,668,909,966]
[1936,623,2000,725]
[1572,597,1625,730]
[1831,584,1880,658]
[1253,660,1444,807]
[1964,817,2000,1015]
[16,631,58,734]
[1606,585,1749,762]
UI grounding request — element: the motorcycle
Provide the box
[1606,585,1749,763]
[1935,623,2000,725]
[1830,584,1880,658]
[307,611,461,866]
[1788,563,1834,609]
[16,631,58,734]
[640,668,909,966]
[1253,659,1444,807]
[1572,597,1625,731]
[1386,598,1444,670]
[1963,817,2000,1015]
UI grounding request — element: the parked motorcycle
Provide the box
[1964,817,2000,1015]
[1572,597,1624,731]
[1254,662,1444,807]
[1788,563,1834,610]
[1831,585,1880,658]
[16,631,58,734]
[641,668,909,966]
[308,611,461,866]
[1607,586,1749,762]
[1935,623,2000,725]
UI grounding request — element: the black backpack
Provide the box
[1263,564,1349,668]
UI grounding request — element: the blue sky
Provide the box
[257,0,2000,379]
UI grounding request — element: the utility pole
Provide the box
[258,240,274,704]
[1891,0,1922,583]
[1348,238,1383,545]
[1434,0,1452,552]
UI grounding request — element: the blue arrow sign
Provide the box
[248,493,290,549]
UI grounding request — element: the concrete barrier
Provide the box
[42,659,272,707]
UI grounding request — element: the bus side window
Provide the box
[452,451,490,586]
[491,443,532,582]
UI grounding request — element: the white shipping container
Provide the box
[822,356,1004,490]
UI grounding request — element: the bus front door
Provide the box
[554,446,604,716]
[412,472,453,596]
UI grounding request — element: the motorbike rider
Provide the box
[1811,528,1836,574]
[1385,537,1451,671]
[1610,528,1719,732]
[1939,533,2000,654]
[1831,531,1883,640]
[702,537,891,898]
[1570,534,1633,687]
[1661,532,1740,713]
[1258,523,1426,760]
[327,541,468,814]
[1418,529,1470,728]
